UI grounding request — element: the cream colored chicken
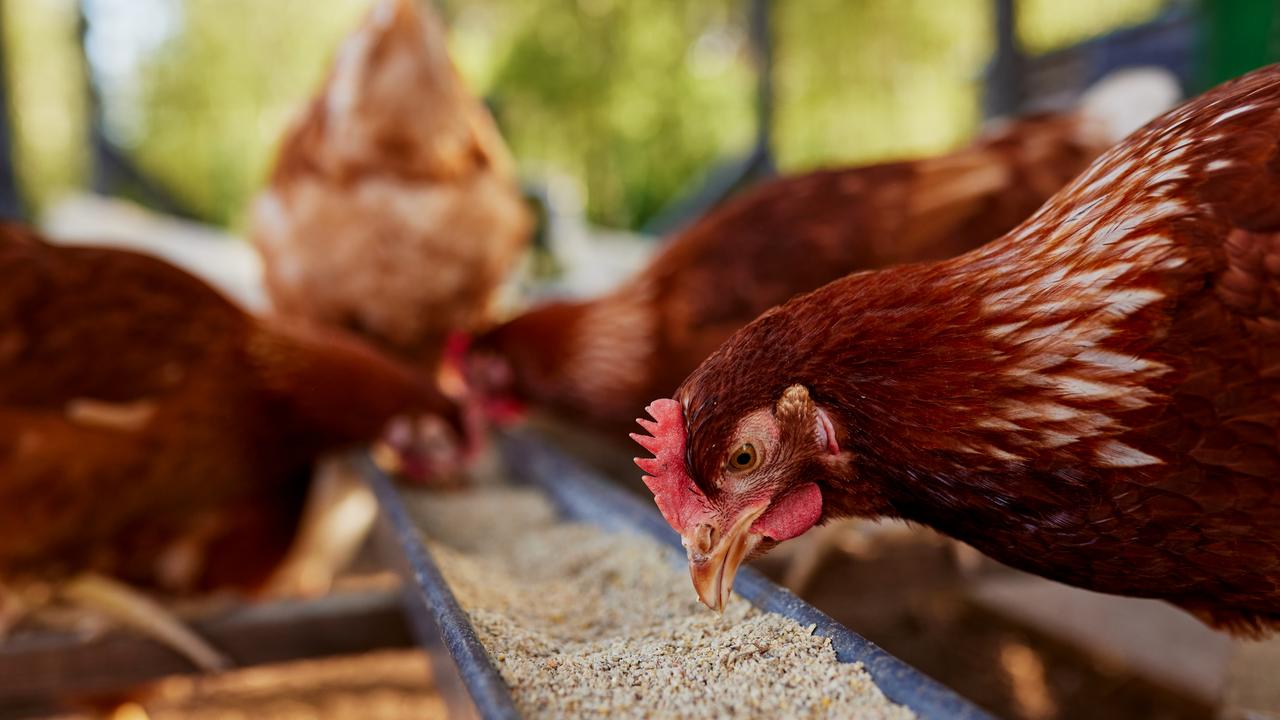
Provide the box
[251,0,531,372]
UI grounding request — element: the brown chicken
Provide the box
[0,225,460,664]
[469,76,1175,434]
[635,64,1280,636]
[251,0,530,372]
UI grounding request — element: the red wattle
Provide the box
[752,482,823,541]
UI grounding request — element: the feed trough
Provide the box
[364,428,994,720]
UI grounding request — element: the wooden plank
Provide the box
[0,588,413,700]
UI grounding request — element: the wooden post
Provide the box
[749,0,775,176]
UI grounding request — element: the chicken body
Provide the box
[0,226,454,595]
[474,107,1155,432]
[251,0,530,370]
[638,65,1280,635]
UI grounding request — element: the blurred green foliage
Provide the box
[2,0,87,213]
[130,0,369,227]
[444,0,756,230]
[774,0,989,170]
[4,0,1167,232]
[1019,0,1167,54]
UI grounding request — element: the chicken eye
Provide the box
[727,443,759,472]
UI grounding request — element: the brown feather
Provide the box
[0,225,449,594]
[250,0,530,370]
[475,112,1119,432]
[675,64,1280,635]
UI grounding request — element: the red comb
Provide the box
[631,399,707,531]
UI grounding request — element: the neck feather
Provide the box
[249,318,442,447]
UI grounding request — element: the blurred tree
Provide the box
[774,0,990,172]
[2,0,1176,232]
[124,0,368,228]
[2,0,87,215]
[444,0,756,230]
[773,0,1167,173]
[1018,0,1166,54]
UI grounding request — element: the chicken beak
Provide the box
[684,504,767,612]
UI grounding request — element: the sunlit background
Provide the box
[5,0,1266,238]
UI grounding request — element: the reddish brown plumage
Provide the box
[652,65,1280,634]
[472,110,1131,432]
[250,0,530,372]
[0,225,456,594]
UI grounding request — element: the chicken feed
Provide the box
[403,487,914,719]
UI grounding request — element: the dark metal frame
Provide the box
[984,2,1196,119]
[366,453,521,720]
[984,0,1026,118]
[75,0,200,220]
[0,7,24,220]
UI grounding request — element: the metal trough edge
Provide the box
[363,453,521,720]
[365,428,996,720]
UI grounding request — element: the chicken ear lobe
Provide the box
[774,385,840,455]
